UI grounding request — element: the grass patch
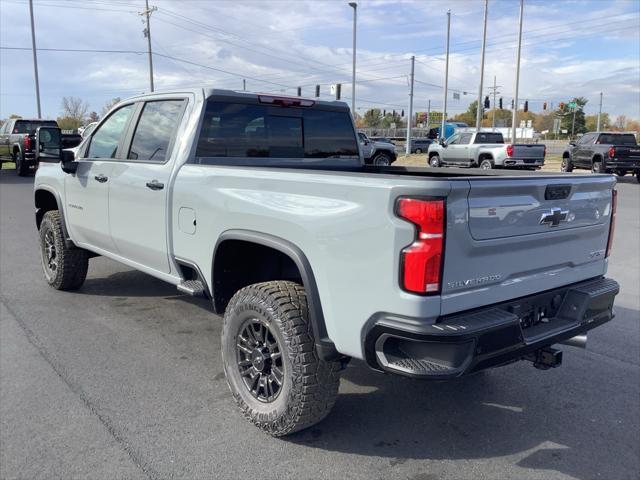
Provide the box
[1,162,16,170]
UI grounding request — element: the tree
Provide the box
[381,111,403,128]
[451,100,478,126]
[585,113,610,131]
[101,97,121,117]
[87,111,100,123]
[362,108,383,128]
[558,97,588,136]
[61,96,89,129]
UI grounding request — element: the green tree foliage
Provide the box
[558,97,588,136]
[363,109,383,128]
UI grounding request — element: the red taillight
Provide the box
[608,146,616,159]
[506,144,514,157]
[258,95,315,107]
[606,189,617,258]
[23,134,31,150]
[396,198,445,294]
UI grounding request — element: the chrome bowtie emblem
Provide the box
[539,207,569,227]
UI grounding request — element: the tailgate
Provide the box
[512,144,545,159]
[614,146,640,161]
[440,175,615,315]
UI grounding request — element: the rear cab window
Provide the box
[13,120,57,134]
[127,100,185,162]
[195,98,359,166]
[596,134,637,145]
[474,132,504,144]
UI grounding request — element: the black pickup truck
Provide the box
[0,118,82,176]
[562,131,640,182]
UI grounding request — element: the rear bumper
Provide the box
[502,158,545,167]
[604,159,640,171]
[364,277,619,379]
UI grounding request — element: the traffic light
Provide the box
[315,85,320,97]
[297,86,302,97]
[383,109,386,116]
[484,96,490,109]
[393,110,396,116]
[499,97,503,109]
[524,100,528,113]
[401,109,405,117]
[335,83,341,100]
[543,102,547,110]
[559,102,565,110]
[511,99,514,109]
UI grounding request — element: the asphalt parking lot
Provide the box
[1,169,638,480]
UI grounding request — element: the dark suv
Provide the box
[410,138,433,154]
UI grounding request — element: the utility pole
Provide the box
[140,0,157,92]
[596,92,603,131]
[426,99,431,128]
[349,2,358,114]
[28,0,41,118]
[441,9,451,140]
[511,0,524,144]
[475,0,488,131]
[405,55,415,156]
[571,106,577,138]
[488,76,501,131]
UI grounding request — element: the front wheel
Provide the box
[428,154,441,167]
[39,211,89,290]
[221,281,341,436]
[372,152,391,166]
[561,156,573,172]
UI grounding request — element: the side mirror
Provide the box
[440,139,447,147]
[569,141,576,146]
[61,150,78,174]
[35,126,62,163]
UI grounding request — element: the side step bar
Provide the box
[177,280,206,297]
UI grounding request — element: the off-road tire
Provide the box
[39,210,89,290]
[372,152,392,166]
[221,281,341,436]
[592,158,604,173]
[636,171,640,184]
[429,154,441,167]
[561,155,573,172]
[479,158,494,170]
[14,151,29,177]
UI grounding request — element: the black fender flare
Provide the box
[34,186,74,248]
[212,229,339,360]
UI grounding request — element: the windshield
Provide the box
[13,120,58,134]
[597,134,637,146]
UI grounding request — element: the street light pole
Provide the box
[511,0,524,144]
[349,2,357,114]
[405,55,415,156]
[596,92,603,131]
[441,9,451,140]
[475,0,488,131]
[28,0,41,118]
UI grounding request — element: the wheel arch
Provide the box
[34,187,73,247]
[212,229,338,360]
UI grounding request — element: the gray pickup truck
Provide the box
[358,131,397,165]
[0,118,82,175]
[562,131,640,182]
[33,88,619,436]
[427,129,546,170]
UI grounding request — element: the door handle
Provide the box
[94,174,108,183]
[146,180,164,191]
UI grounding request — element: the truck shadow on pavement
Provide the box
[0,170,34,185]
[283,306,639,480]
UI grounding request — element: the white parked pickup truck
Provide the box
[427,129,546,170]
[33,89,618,436]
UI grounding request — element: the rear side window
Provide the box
[597,134,637,145]
[128,100,185,162]
[474,132,504,144]
[13,120,57,134]
[196,101,358,160]
[459,133,473,144]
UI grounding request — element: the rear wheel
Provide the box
[39,211,89,290]
[636,171,640,184]
[221,281,341,436]
[414,148,422,154]
[372,152,391,166]
[561,155,573,172]
[592,159,604,173]
[615,169,628,176]
[429,154,441,168]
[14,151,29,177]
[479,159,493,170]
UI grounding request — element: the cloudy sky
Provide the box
[1,0,639,121]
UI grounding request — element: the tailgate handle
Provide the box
[545,184,571,200]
